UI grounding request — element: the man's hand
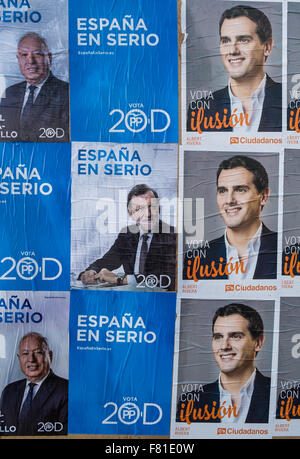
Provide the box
[80,268,128,286]
[94,268,118,285]
[95,269,127,285]
[80,269,98,285]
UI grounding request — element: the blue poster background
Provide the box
[68,290,176,435]
[0,142,70,291]
[69,0,178,143]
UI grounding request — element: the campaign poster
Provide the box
[287,2,300,145]
[0,291,69,437]
[281,149,300,293]
[69,0,178,143]
[0,0,69,143]
[68,290,176,435]
[274,297,300,436]
[170,298,276,439]
[71,143,177,292]
[181,0,282,149]
[178,148,280,299]
[0,142,71,291]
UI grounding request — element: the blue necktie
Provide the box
[20,85,36,127]
[139,234,149,274]
[18,382,36,434]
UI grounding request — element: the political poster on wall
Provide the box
[69,0,178,143]
[1,0,300,442]
[0,0,69,143]
[0,291,69,436]
[287,1,300,145]
[71,143,177,292]
[181,0,282,150]
[170,298,276,439]
[178,147,280,299]
[68,290,176,435]
[0,142,71,291]
[281,149,300,293]
[274,297,300,436]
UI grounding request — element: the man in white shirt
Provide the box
[212,305,266,424]
[0,32,69,142]
[0,332,68,436]
[187,5,282,133]
[177,303,271,424]
[183,155,278,280]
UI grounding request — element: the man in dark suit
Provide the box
[79,184,177,291]
[187,5,282,133]
[183,155,277,280]
[177,303,271,424]
[0,332,68,436]
[0,32,69,142]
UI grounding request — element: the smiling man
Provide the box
[0,332,68,436]
[79,183,177,291]
[187,5,282,132]
[177,303,271,424]
[183,155,278,280]
[0,32,69,142]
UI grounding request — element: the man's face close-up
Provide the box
[220,16,271,81]
[212,314,263,377]
[18,336,52,383]
[128,191,160,232]
[217,166,268,231]
[17,36,51,85]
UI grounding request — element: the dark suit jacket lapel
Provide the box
[204,380,221,423]
[122,230,139,274]
[11,379,26,427]
[30,370,55,417]
[215,75,281,133]
[32,73,55,115]
[211,371,270,423]
[259,75,282,132]
[246,370,270,423]
[208,235,228,280]
[6,82,25,121]
[254,223,277,279]
[146,230,161,253]
[210,225,277,280]
[143,231,162,276]
[215,87,232,132]
[144,221,172,273]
